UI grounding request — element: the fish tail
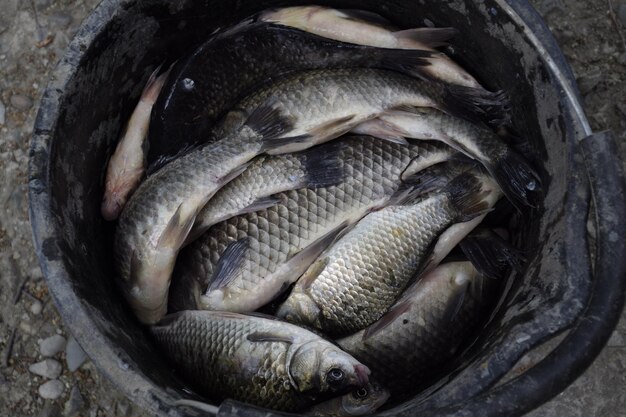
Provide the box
[393,27,459,49]
[485,148,541,210]
[441,85,511,126]
[444,172,493,222]
[375,48,436,80]
[460,230,526,279]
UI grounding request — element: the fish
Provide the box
[352,108,541,209]
[336,262,494,398]
[200,67,507,157]
[150,310,370,412]
[304,381,390,416]
[168,138,457,314]
[101,65,170,220]
[260,6,484,89]
[276,171,500,336]
[148,21,436,165]
[114,104,307,324]
[188,144,347,243]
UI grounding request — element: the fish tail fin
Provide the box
[393,27,459,49]
[460,230,526,279]
[297,141,348,188]
[485,148,541,210]
[441,85,511,126]
[403,156,478,195]
[375,48,436,80]
[444,172,493,222]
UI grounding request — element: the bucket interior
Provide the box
[31,0,590,415]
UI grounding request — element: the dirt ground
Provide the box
[0,0,624,416]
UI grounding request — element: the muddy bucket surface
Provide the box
[29,0,626,416]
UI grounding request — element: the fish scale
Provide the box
[169,138,454,313]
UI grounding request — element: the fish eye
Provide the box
[327,368,345,385]
[352,387,369,399]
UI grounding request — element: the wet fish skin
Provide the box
[260,5,484,89]
[115,104,302,324]
[305,380,390,417]
[148,21,434,165]
[189,144,345,242]
[168,138,456,314]
[219,68,507,155]
[276,172,497,336]
[101,66,170,221]
[150,310,370,412]
[354,108,541,209]
[337,262,493,397]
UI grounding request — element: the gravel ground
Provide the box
[0,0,624,416]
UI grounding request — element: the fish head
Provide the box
[288,340,370,394]
[339,381,390,416]
[276,292,321,328]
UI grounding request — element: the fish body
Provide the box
[305,381,390,416]
[276,172,498,336]
[337,262,492,397]
[102,66,169,220]
[149,21,434,164]
[169,138,455,314]
[260,6,483,88]
[151,310,370,411]
[115,104,302,324]
[190,144,346,241]
[353,109,540,208]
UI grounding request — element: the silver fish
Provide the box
[276,172,500,336]
[352,108,541,209]
[189,144,346,243]
[305,381,390,416]
[115,104,307,324]
[168,138,456,314]
[101,65,170,220]
[260,6,484,89]
[150,310,370,412]
[337,262,492,397]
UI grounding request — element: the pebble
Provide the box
[38,401,62,417]
[38,379,65,399]
[10,94,33,111]
[48,12,73,29]
[0,100,5,125]
[35,0,53,8]
[39,334,66,357]
[29,359,63,379]
[30,300,43,315]
[64,385,86,416]
[116,399,131,417]
[66,336,88,372]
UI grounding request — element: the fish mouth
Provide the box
[353,364,371,387]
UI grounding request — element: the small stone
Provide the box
[64,385,86,416]
[0,100,5,125]
[619,3,626,25]
[40,335,66,357]
[115,399,131,417]
[66,336,88,372]
[48,12,72,29]
[30,300,43,315]
[20,321,34,335]
[29,359,63,379]
[35,0,53,8]
[38,379,65,399]
[38,401,62,417]
[10,94,33,111]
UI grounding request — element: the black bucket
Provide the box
[28,0,626,416]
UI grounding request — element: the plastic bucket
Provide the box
[28,0,626,415]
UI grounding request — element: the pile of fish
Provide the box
[103,6,538,415]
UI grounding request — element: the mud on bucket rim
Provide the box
[28,0,626,416]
